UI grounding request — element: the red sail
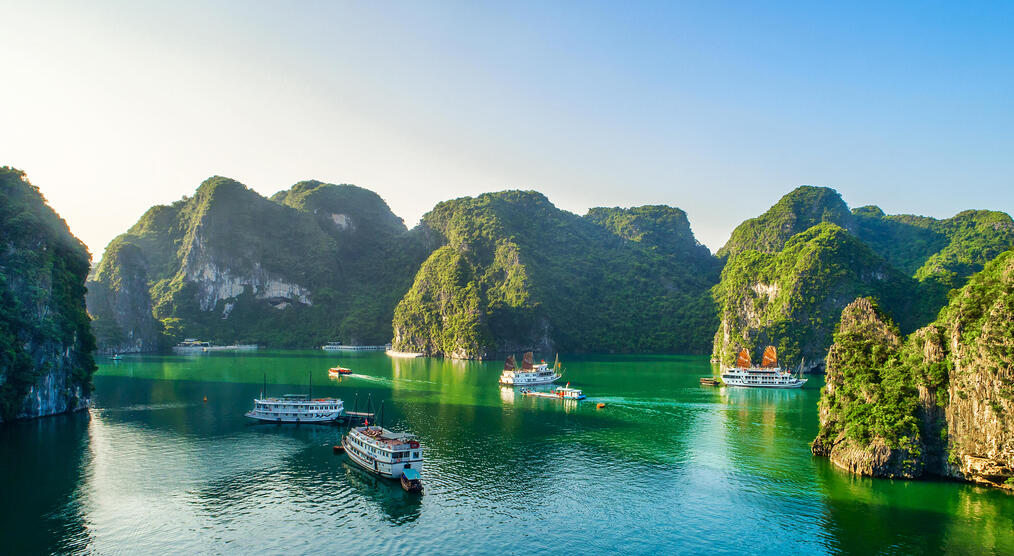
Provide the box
[736,349,751,369]
[504,355,516,371]
[521,351,535,370]
[761,346,778,368]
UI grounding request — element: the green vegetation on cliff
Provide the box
[392,191,721,358]
[88,177,425,350]
[811,298,924,477]
[0,168,96,420]
[814,251,1014,488]
[712,223,918,368]
[713,186,1014,369]
[716,186,854,258]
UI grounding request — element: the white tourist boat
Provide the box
[342,424,424,489]
[322,341,391,352]
[245,394,345,423]
[721,346,807,389]
[521,383,586,400]
[499,352,562,386]
[173,338,212,352]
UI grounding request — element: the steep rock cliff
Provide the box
[814,252,1014,489]
[391,192,721,358]
[713,186,1014,371]
[88,177,425,349]
[811,298,924,478]
[0,168,96,421]
[712,223,917,370]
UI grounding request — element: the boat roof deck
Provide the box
[354,426,417,446]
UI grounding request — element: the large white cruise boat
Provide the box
[721,346,807,389]
[499,352,562,386]
[245,394,345,423]
[342,425,424,489]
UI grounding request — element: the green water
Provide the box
[2,351,1012,554]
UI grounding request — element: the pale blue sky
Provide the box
[1,1,1012,256]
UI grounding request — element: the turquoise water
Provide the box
[2,351,1012,554]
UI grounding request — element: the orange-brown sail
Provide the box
[736,349,751,369]
[521,351,535,370]
[761,346,778,368]
[504,355,516,371]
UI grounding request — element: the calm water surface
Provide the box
[2,351,1012,554]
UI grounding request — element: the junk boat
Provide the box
[342,423,424,491]
[499,352,562,386]
[245,373,344,423]
[520,383,586,400]
[328,365,352,376]
[721,346,807,389]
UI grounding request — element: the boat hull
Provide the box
[720,378,807,389]
[499,373,561,386]
[244,411,342,423]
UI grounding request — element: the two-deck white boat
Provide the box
[245,394,345,423]
[721,346,807,389]
[342,425,424,490]
[499,352,562,386]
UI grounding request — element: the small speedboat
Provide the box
[328,366,352,376]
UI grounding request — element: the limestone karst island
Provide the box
[2,2,1012,555]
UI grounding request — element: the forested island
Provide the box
[1,166,1011,488]
[87,178,1013,369]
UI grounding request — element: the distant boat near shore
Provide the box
[172,339,258,353]
[386,349,424,358]
[322,341,391,352]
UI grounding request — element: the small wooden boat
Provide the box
[400,468,423,493]
[700,377,720,386]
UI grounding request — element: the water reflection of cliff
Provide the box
[816,461,1014,553]
[0,411,93,554]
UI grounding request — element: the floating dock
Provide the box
[337,410,375,425]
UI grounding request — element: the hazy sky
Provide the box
[2,1,1012,258]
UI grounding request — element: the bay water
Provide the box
[2,351,1012,554]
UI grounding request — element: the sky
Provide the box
[2,1,1012,258]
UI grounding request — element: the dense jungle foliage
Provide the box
[392,191,722,358]
[713,186,1014,367]
[0,167,96,420]
[88,177,426,349]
